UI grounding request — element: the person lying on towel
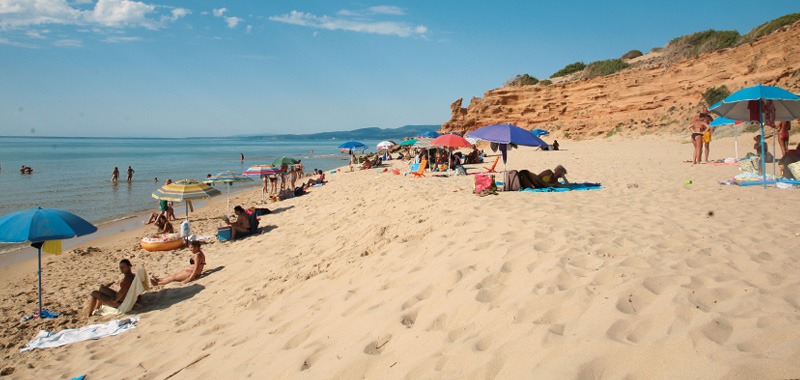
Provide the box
[86,259,135,318]
[518,165,570,189]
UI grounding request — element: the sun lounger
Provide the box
[412,160,427,178]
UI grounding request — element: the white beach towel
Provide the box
[21,316,139,351]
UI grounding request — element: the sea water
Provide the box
[0,136,379,255]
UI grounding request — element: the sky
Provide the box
[0,1,797,137]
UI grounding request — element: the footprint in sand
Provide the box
[284,328,312,349]
[401,311,417,328]
[363,334,392,355]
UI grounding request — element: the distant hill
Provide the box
[245,125,441,141]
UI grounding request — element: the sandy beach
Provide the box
[2,135,799,379]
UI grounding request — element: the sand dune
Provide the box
[2,136,799,379]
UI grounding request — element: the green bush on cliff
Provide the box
[703,85,730,107]
[743,13,800,42]
[506,74,539,86]
[620,50,643,60]
[584,59,630,78]
[665,30,741,60]
[551,62,586,78]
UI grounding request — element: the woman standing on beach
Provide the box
[688,113,710,164]
[777,120,791,157]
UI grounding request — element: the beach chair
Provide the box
[94,267,151,316]
[484,156,500,173]
[412,160,428,178]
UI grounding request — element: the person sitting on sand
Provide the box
[751,135,775,163]
[228,205,251,239]
[778,143,800,179]
[517,165,570,189]
[86,259,135,317]
[150,241,205,286]
[361,159,372,170]
[155,217,174,234]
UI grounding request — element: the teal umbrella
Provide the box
[399,139,418,146]
[272,157,298,166]
[204,171,254,213]
[0,207,98,318]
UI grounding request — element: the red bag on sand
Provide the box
[474,174,492,194]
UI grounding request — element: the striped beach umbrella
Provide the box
[204,171,254,213]
[152,179,222,220]
[243,165,281,177]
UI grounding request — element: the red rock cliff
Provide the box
[441,22,800,139]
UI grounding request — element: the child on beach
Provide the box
[86,259,134,317]
[150,241,205,286]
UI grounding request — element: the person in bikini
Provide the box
[688,112,711,164]
[701,109,714,162]
[86,259,135,317]
[517,165,570,189]
[150,241,205,286]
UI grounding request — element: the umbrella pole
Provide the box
[760,99,767,188]
[37,247,42,316]
[734,124,739,161]
[772,132,777,175]
[227,183,231,214]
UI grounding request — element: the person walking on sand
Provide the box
[111,167,119,183]
[126,166,135,181]
[688,112,710,164]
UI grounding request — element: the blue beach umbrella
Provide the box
[466,123,548,188]
[0,207,97,317]
[710,83,800,187]
[530,128,550,137]
[417,131,441,138]
[337,141,366,150]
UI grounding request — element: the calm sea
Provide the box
[0,136,378,255]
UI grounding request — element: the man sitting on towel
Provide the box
[86,259,135,318]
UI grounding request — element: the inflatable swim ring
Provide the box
[141,233,184,251]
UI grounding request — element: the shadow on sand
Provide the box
[138,283,205,313]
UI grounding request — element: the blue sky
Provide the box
[1,1,796,137]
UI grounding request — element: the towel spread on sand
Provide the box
[519,183,602,192]
[21,316,139,351]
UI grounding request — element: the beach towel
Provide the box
[95,267,150,316]
[21,316,139,351]
[519,183,602,192]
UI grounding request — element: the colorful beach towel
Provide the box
[519,183,601,192]
[21,316,139,351]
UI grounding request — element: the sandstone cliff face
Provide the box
[442,22,800,139]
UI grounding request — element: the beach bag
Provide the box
[474,174,492,194]
[180,220,192,238]
[788,161,800,180]
[454,165,467,176]
[504,170,521,191]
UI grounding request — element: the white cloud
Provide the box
[212,7,226,17]
[245,24,251,33]
[224,15,240,28]
[52,38,82,47]
[89,0,156,29]
[102,35,142,42]
[169,7,189,21]
[269,9,427,38]
[0,36,38,48]
[368,5,404,16]
[0,0,188,31]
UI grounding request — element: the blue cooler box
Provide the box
[218,226,232,241]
